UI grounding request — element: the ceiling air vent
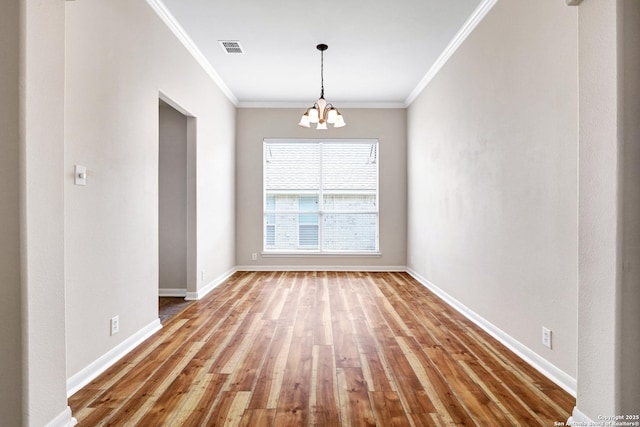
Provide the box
[219,40,244,54]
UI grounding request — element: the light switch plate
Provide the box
[75,165,87,186]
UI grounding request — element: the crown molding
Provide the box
[237,101,407,109]
[145,0,238,106]
[404,0,498,106]
[566,0,582,5]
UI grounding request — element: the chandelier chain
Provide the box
[320,49,325,99]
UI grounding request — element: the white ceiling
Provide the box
[157,0,484,107]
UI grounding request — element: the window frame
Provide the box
[262,138,380,256]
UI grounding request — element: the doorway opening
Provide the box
[158,97,196,322]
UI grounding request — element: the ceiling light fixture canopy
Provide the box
[298,44,346,129]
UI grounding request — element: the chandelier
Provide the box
[298,44,346,129]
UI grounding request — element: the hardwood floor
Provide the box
[70,271,574,426]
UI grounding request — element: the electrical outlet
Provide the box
[251,253,257,261]
[201,269,205,281]
[542,326,552,349]
[110,315,120,336]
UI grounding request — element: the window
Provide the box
[263,139,379,254]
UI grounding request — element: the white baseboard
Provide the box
[567,407,594,425]
[159,288,187,297]
[66,319,162,397]
[407,268,577,396]
[185,267,237,300]
[235,265,406,272]
[45,406,77,427]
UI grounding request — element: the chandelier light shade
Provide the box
[298,44,346,129]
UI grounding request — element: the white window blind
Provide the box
[263,140,379,254]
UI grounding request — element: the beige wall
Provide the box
[620,0,640,412]
[576,0,619,412]
[21,0,71,424]
[236,108,407,269]
[159,103,188,291]
[3,1,72,424]
[0,0,22,424]
[407,0,578,387]
[576,0,640,418]
[65,0,236,378]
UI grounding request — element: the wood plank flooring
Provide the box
[70,271,574,426]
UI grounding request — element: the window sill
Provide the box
[262,251,382,258]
